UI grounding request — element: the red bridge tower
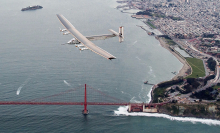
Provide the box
[82,84,89,115]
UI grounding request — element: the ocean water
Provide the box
[0,0,219,132]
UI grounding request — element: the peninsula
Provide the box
[116,0,220,120]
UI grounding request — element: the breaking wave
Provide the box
[114,106,220,126]
[63,80,71,86]
[16,86,22,95]
[16,78,31,95]
[146,86,152,103]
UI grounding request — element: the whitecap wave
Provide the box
[133,41,137,45]
[114,106,220,126]
[64,80,71,86]
[130,96,142,103]
[16,78,31,95]
[148,66,156,78]
[146,86,152,103]
[136,56,141,60]
[16,86,22,95]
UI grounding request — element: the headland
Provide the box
[116,0,220,120]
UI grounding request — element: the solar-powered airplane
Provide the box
[56,14,124,60]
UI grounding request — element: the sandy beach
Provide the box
[150,37,192,103]
[158,37,191,80]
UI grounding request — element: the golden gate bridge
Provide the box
[0,84,165,115]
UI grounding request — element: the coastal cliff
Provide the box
[157,103,220,120]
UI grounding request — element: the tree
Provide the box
[207,57,216,71]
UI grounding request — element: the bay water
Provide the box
[0,0,219,132]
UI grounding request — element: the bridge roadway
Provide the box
[0,101,164,106]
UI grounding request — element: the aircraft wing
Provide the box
[86,34,116,41]
[56,14,116,60]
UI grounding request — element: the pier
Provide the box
[136,25,155,36]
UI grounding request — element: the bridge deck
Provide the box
[0,101,164,106]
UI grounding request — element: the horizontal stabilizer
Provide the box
[109,26,124,43]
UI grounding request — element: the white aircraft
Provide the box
[56,14,124,60]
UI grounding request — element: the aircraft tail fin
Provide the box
[109,26,124,43]
[118,26,124,43]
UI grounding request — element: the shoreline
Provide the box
[114,5,192,103]
[114,2,220,122]
[114,106,220,125]
[157,37,192,80]
[149,37,192,103]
